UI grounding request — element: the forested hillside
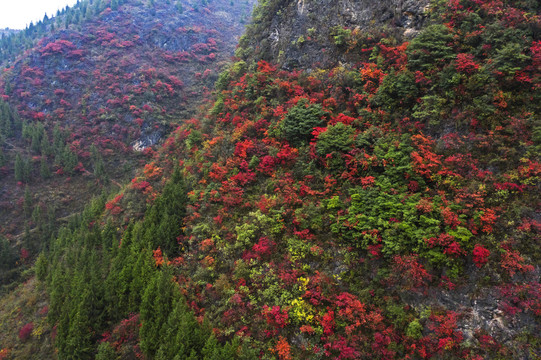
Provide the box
[0,0,254,290]
[2,0,541,359]
[0,0,255,358]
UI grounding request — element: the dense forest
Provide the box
[0,0,254,296]
[1,0,541,359]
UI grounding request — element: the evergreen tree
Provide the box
[0,236,17,271]
[15,153,24,181]
[139,267,179,357]
[96,342,116,360]
[94,0,103,15]
[143,167,187,255]
[128,246,154,312]
[40,132,52,156]
[156,296,209,359]
[0,101,13,137]
[90,144,107,182]
[53,125,65,159]
[202,335,224,360]
[407,24,455,71]
[3,81,12,96]
[35,252,49,281]
[32,204,43,231]
[63,277,94,359]
[62,144,78,174]
[281,98,325,146]
[23,156,32,182]
[0,147,5,167]
[40,156,51,179]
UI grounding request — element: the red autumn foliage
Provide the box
[455,53,479,74]
[472,244,490,268]
[105,194,124,215]
[500,250,535,277]
[18,322,33,341]
[392,255,432,290]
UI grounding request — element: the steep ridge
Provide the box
[0,0,254,264]
[15,0,541,359]
[238,0,430,69]
[0,0,255,357]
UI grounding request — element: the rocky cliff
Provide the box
[239,0,430,69]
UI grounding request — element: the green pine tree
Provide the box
[40,156,51,179]
[0,147,5,167]
[40,132,52,156]
[15,153,24,182]
[35,252,49,281]
[139,267,179,357]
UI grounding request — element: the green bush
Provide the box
[406,319,423,339]
[493,43,530,75]
[407,24,454,71]
[374,70,418,112]
[281,99,325,146]
[316,122,355,156]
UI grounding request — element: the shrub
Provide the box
[407,24,454,71]
[406,319,423,339]
[316,122,355,156]
[374,70,418,112]
[281,99,325,146]
[332,26,352,47]
[493,43,530,75]
[472,244,490,268]
[96,342,117,360]
[19,322,33,341]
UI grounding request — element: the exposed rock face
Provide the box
[241,0,430,69]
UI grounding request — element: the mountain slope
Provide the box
[0,0,254,267]
[0,0,254,357]
[19,0,541,359]
[140,0,541,357]
[238,0,430,69]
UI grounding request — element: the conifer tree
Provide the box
[35,252,48,281]
[62,144,78,174]
[63,280,94,358]
[143,167,187,255]
[0,147,5,167]
[139,267,179,357]
[96,342,116,360]
[128,247,154,312]
[53,125,65,154]
[40,132,52,156]
[31,124,44,153]
[32,205,43,231]
[40,156,51,179]
[0,236,17,271]
[155,296,208,359]
[15,153,24,181]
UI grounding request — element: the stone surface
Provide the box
[241,0,430,69]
